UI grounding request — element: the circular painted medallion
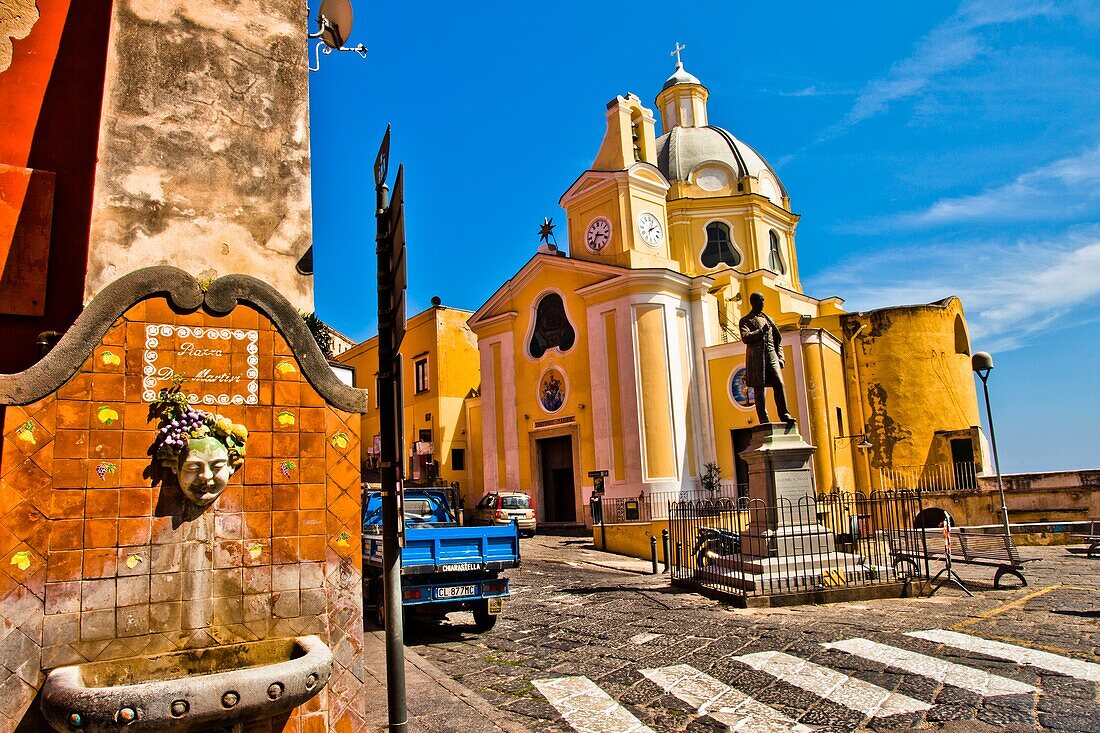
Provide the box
[538,368,567,414]
[730,366,756,409]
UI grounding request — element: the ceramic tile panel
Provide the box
[0,298,365,730]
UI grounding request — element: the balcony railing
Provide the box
[879,461,980,493]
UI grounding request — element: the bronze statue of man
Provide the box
[738,292,792,424]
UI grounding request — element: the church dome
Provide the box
[655,125,788,206]
[662,61,702,90]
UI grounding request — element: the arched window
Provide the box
[528,293,576,358]
[701,222,741,268]
[768,230,786,275]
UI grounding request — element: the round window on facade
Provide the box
[701,222,741,269]
[768,230,786,275]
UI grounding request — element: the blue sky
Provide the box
[308,1,1099,473]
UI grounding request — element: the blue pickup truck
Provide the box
[362,488,520,631]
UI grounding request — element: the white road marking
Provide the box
[906,629,1100,683]
[630,632,662,645]
[641,664,812,733]
[823,638,1038,696]
[734,651,931,718]
[533,676,654,733]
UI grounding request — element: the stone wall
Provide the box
[0,296,365,732]
[84,1,314,310]
[920,469,1099,528]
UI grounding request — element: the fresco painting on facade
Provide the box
[730,367,755,409]
[539,368,566,414]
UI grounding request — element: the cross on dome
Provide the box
[670,42,686,66]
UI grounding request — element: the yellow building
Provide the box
[338,301,482,497]
[466,59,984,526]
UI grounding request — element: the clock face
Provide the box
[638,212,663,246]
[585,216,612,253]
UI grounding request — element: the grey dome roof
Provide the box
[662,61,702,90]
[655,125,788,201]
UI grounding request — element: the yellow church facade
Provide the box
[466,60,984,525]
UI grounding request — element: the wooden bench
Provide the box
[1071,519,1100,558]
[887,528,1040,589]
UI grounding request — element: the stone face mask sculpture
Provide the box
[153,389,247,507]
[175,435,237,506]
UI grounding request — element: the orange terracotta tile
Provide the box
[85,489,119,518]
[272,433,299,458]
[83,518,118,548]
[151,516,177,544]
[247,432,271,458]
[273,381,300,407]
[49,520,83,550]
[228,306,260,330]
[244,459,272,486]
[299,433,323,456]
[299,510,326,537]
[271,485,300,512]
[50,490,84,520]
[52,459,88,489]
[123,402,155,430]
[300,386,325,408]
[300,535,327,563]
[299,409,325,433]
[217,485,244,513]
[47,550,83,582]
[243,512,271,540]
[122,431,152,458]
[119,488,152,517]
[118,459,151,488]
[271,511,298,537]
[87,460,121,489]
[271,536,299,565]
[56,401,88,429]
[299,485,326,510]
[244,485,271,512]
[82,547,117,578]
[90,403,124,430]
[57,374,92,401]
[300,458,325,484]
[145,298,178,323]
[54,430,88,459]
[250,407,273,433]
[118,518,152,546]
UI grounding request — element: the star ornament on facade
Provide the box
[538,217,557,246]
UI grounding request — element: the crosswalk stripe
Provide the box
[905,629,1100,683]
[733,651,932,718]
[533,676,654,733]
[641,664,812,733]
[823,638,1038,696]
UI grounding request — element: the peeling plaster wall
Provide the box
[85,1,314,309]
[841,298,981,476]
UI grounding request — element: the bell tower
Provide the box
[559,94,677,271]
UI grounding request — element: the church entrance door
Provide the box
[537,435,576,523]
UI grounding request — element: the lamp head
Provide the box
[972,351,994,380]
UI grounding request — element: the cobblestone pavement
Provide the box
[405,537,1099,733]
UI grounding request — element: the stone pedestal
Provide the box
[700,422,870,597]
[741,422,834,558]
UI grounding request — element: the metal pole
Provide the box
[661,528,670,573]
[980,375,1011,537]
[376,177,407,732]
[649,534,659,574]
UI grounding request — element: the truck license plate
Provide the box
[487,596,504,614]
[435,584,476,600]
[440,562,481,572]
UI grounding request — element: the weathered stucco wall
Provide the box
[85,1,314,309]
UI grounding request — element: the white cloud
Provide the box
[806,228,1100,352]
[874,144,1100,230]
[823,0,1055,138]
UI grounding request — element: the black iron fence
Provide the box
[668,490,928,600]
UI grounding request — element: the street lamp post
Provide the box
[972,352,1011,537]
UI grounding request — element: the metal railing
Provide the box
[879,462,979,493]
[598,484,746,523]
[668,490,927,600]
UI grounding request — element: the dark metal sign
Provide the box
[588,470,610,478]
[374,124,390,188]
[387,165,407,351]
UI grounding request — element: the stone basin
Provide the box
[40,635,332,732]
